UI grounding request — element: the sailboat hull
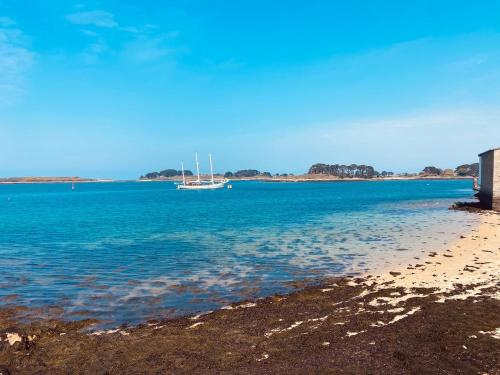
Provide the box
[178,153,227,190]
[177,181,227,190]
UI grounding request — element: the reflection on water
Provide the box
[0,180,477,326]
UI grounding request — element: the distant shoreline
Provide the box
[139,175,474,183]
[0,175,473,184]
[241,176,473,183]
[0,177,114,184]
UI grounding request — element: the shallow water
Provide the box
[0,180,477,326]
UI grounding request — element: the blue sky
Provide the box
[1,1,499,178]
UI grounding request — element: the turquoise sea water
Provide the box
[0,180,476,327]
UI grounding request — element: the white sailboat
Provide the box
[177,153,228,190]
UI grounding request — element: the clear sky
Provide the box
[1,1,499,178]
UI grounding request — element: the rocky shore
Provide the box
[0,212,499,374]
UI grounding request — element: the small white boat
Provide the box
[177,153,228,190]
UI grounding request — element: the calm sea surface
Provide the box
[0,180,477,327]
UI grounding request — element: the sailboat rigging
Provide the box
[177,153,228,190]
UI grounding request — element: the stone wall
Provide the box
[479,148,500,210]
[494,149,500,210]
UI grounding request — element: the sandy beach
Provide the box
[375,210,499,291]
[1,209,499,374]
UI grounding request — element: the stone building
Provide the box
[478,148,500,210]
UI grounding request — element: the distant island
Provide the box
[140,169,194,180]
[139,162,479,182]
[0,177,103,184]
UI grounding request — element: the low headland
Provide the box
[0,177,110,184]
[1,206,498,374]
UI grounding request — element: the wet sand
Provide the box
[0,210,499,374]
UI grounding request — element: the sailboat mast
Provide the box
[181,162,186,185]
[195,152,201,182]
[209,153,214,184]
